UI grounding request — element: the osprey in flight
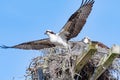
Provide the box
[1,0,95,50]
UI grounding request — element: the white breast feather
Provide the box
[49,33,68,47]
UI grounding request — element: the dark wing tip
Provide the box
[0,45,12,49]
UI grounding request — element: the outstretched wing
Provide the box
[59,0,94,40]
[0,38,55,50]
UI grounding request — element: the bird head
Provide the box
[44,30,55,35]
[82,36,91,44]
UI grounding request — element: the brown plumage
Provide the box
[92,41,109,49]
[0,0,95,50]
[59,0,94,40]
[1,39,55,50]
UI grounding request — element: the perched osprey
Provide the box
[82,37,109,49]
[1,0,95,50]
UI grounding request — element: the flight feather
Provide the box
[59,0,94,40]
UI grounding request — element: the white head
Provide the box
[45,30,55,35]
[82,36,91,44]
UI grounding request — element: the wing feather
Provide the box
[92,41,109,49]
[59,0,94,40]
[0,38,55,50]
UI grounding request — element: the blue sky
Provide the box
[0,0,120,80]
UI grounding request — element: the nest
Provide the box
[26,41,120,80]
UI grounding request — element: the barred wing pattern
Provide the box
[0,0,95,50]
[59,0,94,40]
[0,39,55,50]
